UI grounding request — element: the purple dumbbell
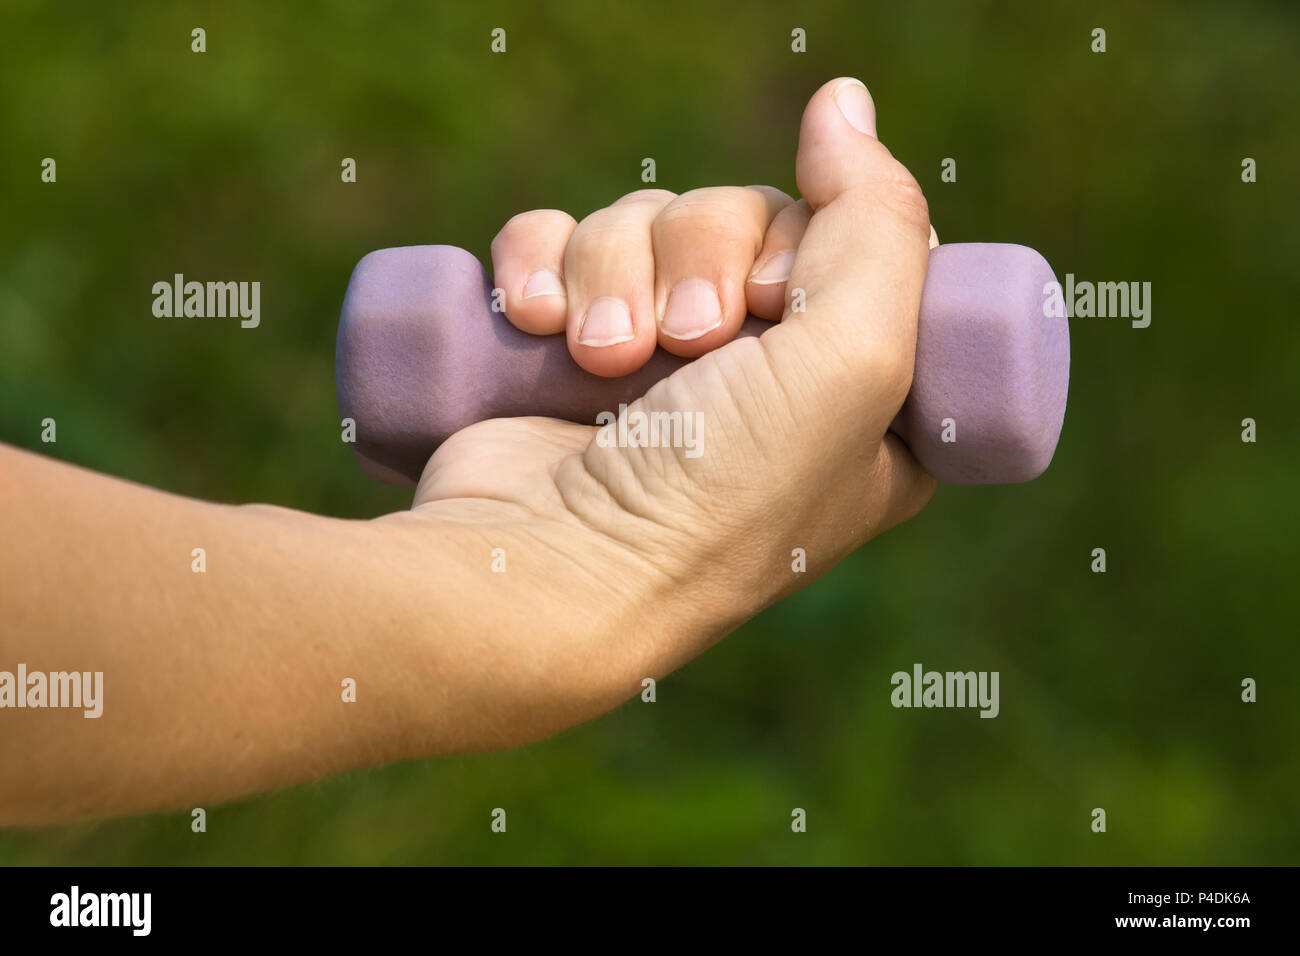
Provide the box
[335,243,1069,486]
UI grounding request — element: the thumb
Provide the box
[765,77,933,438]
[575,79,936,631]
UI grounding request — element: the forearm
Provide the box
[0,445,671,824]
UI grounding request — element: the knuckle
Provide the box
[877,162,931,233]
[842,332,915,408]
[571,213,650,249]
[743,183,794,205]
[614,188,677,206]
[653,187,763,246]
[863,343,915,408]
[771,197,813,230]
[492,208,575,252]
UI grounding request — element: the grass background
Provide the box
[1,0,1296,863]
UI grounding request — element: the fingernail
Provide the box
[578,296,635,346]
[522,269,564,299]
[834,78,877,138]
[661,278,723,341]
[748,249,796,285]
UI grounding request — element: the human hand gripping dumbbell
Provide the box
[337,183,1066,490]
[339,80,1067,503]
[3,78,1072,823]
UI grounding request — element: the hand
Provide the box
[0,77,937,822]
[400,77,937,746]
[490,183,807,376]
[489,140,939,378]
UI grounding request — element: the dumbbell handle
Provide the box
[336,243,1069,486]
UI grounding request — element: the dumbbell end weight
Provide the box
[899,242,1070,484]
[336,243,1068,487]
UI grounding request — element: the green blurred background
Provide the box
[1,0,1297,864]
